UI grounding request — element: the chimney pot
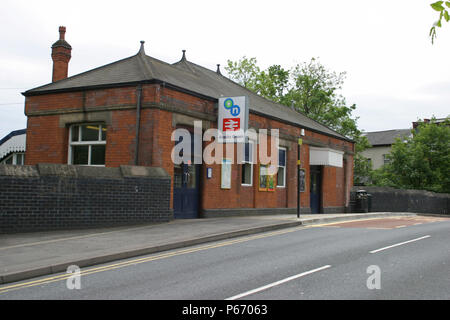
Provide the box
[59,26,66,40]
[52,26,71,82]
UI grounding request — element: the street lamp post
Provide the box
[297,138,302,218]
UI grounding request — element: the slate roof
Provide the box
[24,43,351,141]
[363,129,412,146]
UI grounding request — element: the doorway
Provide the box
[173,163,200,218]
[310,165,322,214]
[173,129,201,219]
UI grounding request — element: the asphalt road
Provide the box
[1,217,449,300]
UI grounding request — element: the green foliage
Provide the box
[226,57,261,92]
[353,135,373,185]
[283,58,362,139]
[225,57,361,140]
[225,56,370,185]
[371,119,450,193]
[226,57,290,104]
[257,65,290,104]
[430,1,450,44]
[287,58,345,115]
[369,165,396,188]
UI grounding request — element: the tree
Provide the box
[257,65,290,104]
[225,57,261,93]
[225,56,370,184]
[353,134,372,185]
[286,58,360,139]
[225,57,361,138]
[226,57,290,104]
[371,118,450,193]
[430,1,450,44]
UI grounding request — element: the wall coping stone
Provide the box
[0,164,39,177]
[0,164,170,180]
[120,165,169,178]
[353,186,449,198]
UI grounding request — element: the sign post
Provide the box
[218,96,248,143]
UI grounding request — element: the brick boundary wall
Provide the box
[351,186,449,215]
[0,164,172,234]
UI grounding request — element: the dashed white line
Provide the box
[370,235,431,254]
[225,265,331,300]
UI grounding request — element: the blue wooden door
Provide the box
[173,131,200,219]
[173,163,200,218]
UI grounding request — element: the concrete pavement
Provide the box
[0,212,416,285]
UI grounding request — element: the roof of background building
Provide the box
[363,129,412,146]
[24,43,351,142]
[0,129,26,160]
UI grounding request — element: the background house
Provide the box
[413,117,449,131]
[0,129,26,165]
[361,129,412,170]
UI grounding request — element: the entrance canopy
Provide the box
[309,147,344,168]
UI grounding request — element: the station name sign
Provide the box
[218,96,249,143]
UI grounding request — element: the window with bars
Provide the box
[68,124,107,166]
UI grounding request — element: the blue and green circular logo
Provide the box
[223,98,241,116]
[224,98,234,109]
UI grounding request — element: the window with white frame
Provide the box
[241,141,254,186]
[277,147,287,187]
[1,153,25,165]
[69,124,107,166]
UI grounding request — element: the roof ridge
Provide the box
[136,42,154,79]
[364,128,411,134]
[23,46,353,142]
[172,50,198,75]
[181,59,350,140]
[0,129,26,147]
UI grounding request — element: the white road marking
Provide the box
[370,235,431,254]
[225,265,331,300]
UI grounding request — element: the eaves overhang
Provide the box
[22,80,354,144]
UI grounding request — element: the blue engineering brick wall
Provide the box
[0,164,172,233]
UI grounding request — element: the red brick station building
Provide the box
[22,27,355,219]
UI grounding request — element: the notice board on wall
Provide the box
[221,158,231,189]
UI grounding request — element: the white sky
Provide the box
[1,0,449,140]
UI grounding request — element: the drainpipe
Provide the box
[134,84,143,165]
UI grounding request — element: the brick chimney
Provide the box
[51,26,72,82]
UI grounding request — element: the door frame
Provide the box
[309,165,323,214]
[172,125,203,219]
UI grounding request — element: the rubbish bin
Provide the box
[355,190,369,213]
